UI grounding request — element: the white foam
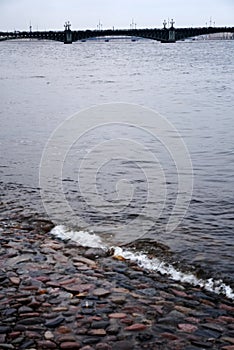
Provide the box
[113,247,234,300]
[50,225,106,249]
[50,225,234,300]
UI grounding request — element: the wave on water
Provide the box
[50,225,234,300]
[50,225,105,249]
[113,247,234,300]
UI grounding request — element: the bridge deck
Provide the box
[0,27,234,43]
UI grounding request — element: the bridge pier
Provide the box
[161,31,176,42]
[168,29,176,42]
[64,30,72,44]
[64,21,72,44]
[161,19,176,43]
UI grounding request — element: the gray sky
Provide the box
[0,0,233,31]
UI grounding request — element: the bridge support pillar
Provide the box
[168,29,175,42]
[161,19,176,43]
[64,21,73,44]
[64,30,72,44]
[161,29,176,43]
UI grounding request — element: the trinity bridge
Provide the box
[0,20,234,44]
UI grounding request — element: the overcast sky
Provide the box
[0,0,233,31]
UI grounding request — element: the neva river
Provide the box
[1,39,234,287]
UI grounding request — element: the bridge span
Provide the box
[1,21,234,44]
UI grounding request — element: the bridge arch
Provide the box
[71,28,175,43]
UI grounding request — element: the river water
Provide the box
[0,39,234,292]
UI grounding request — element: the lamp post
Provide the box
[97,20,102,31]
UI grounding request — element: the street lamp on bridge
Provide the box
[130,18,137,30]
[97,20,103,31]
[64,21,71,31]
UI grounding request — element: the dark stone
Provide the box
[194,328,221,339]
[96,343,112,350]
[106,324,120,335]
[112,340,133,350]
[113,267,127,274]
[3,308,17,316]
[13,325,26,332]
[157,316,180,326]
[82,337,100,345]
[0,279,8,285]
[167,310,185,319]
[191,291,214,301]
[0,334,6,343]
[11,336,24,344]
[84,248,107,259]
[138,288,157,296]
[91,321,109,329]
[103,272,117,278]
[191,340,213,348]
[136,332,153,341]
[48,298,61,305]
[65,267,77,275]
[202,323,224,332]
[0,272,7,282]
[19,340,35,349]
[17,317,43,325]
[81,308,96,315]
[86,296,99,301]
[95,308,113,314]
[183,300,200,307]
[126,271,144,279]
[4,317,16,323]
[0,326,11,334]
[18,306,33,313]
[45,317,65,328]
[95,300,109,304]
[0,344,14,349]
[26,325,45,332]
[183,347,205,350]
[118,282,134,290]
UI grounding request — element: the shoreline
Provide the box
[0,216,234,349]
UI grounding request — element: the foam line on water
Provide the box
[50,225,234,300]
[50,225,106,249]
[113,247,234,300]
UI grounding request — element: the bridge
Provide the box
[1,20,234,44]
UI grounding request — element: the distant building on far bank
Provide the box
[197,32,234,40]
